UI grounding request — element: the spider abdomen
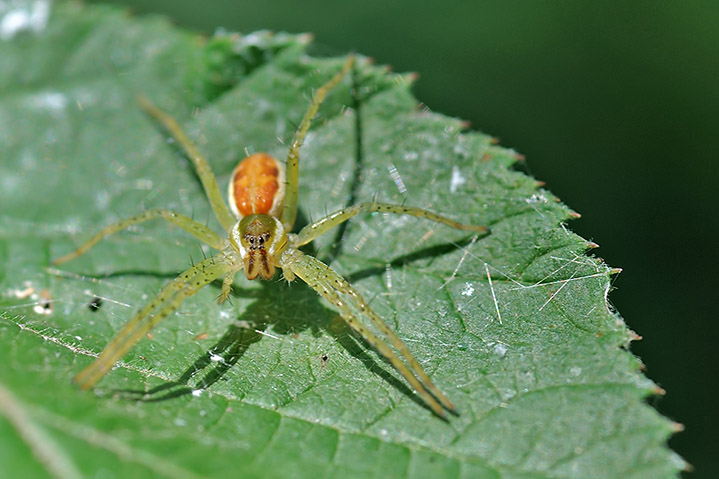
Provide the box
[228,153,286,218]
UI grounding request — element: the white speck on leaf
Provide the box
[526,193,548,204]
[491,341,508,358]
[27,92,68,113]
[0,0,50,40]
[450,166,466,193]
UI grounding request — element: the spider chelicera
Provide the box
[54,56,487,418]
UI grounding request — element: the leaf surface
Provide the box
[0,2,682,478]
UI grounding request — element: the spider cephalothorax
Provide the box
[55,56,488,418]
[232,214,286,280]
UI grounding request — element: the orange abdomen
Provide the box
[228,153,285,218]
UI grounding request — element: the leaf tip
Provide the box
[651,385,666,396]
[671,421,685,433]
[406,71,420,84]
[298,32,314,44]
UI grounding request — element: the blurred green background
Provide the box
[85,1,719,476]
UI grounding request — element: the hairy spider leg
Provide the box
[139,96,237,232]
[281,248,452,417]
[52,209,225,266]
[281,55,356,231]
[74,254,235,390]
[294,202,488,247]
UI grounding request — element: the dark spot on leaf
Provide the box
[88,296,103,312]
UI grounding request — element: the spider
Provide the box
[54,56,487,418]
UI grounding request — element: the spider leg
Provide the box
[280,55,355,231]
[53,209,226,266]
[294,202,487,247]
[138,96,237,232]
[74,254,233,390]
[282,248,452,418]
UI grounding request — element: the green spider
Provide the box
[54,56,487,418]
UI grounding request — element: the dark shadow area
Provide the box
[110,277,327,401]
[346,234,482,284]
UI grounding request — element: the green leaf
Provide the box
[0,2,683,478]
